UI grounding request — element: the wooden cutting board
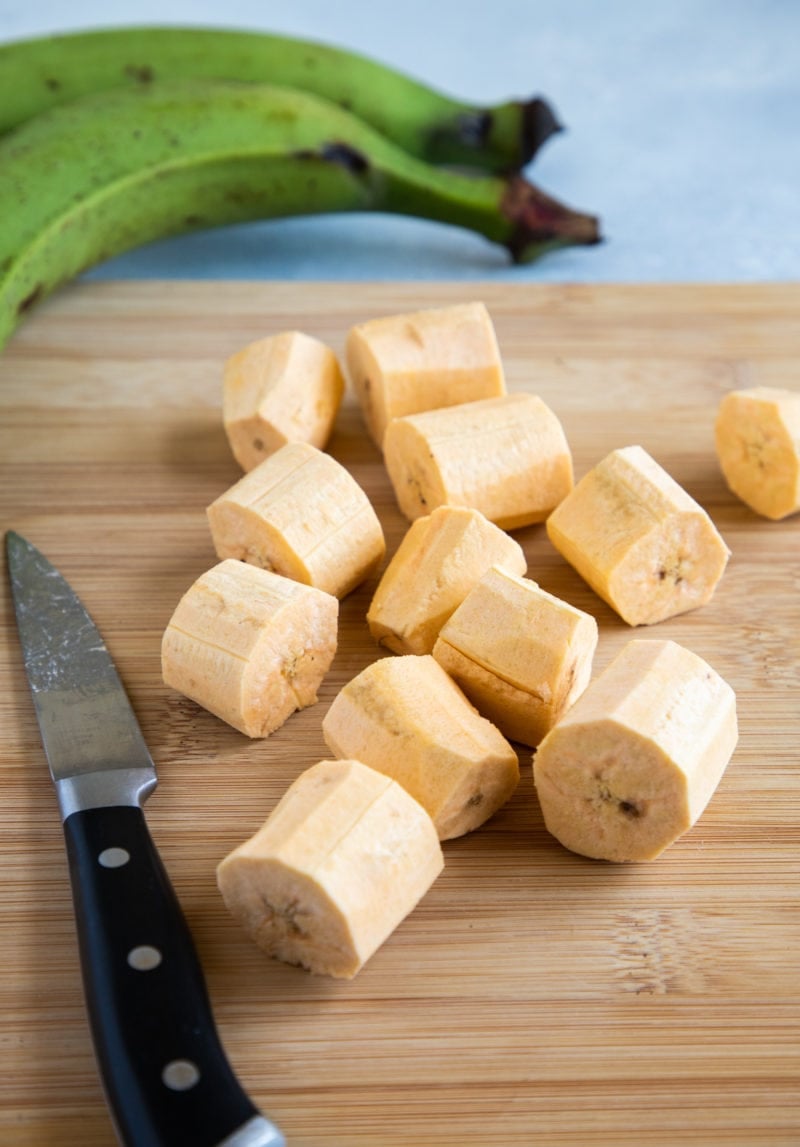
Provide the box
[1,281,798,1147]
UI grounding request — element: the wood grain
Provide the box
[1,281,798,1147]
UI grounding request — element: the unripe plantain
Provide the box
[367,505,526,655]
[207,442,385,599]
[432,566,598,747]
[533,639,738,862]
[217,758,444,979]
[223,330,345,470]
[383,392,574,528]
[0,25,562,172]
[161,558,338,737]
[714,386,800,520]
[322,655,519,840]
[346,301,506,449]
[0,81,600,350]
[546,445,730,626]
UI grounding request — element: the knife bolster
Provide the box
[56,766,157,820]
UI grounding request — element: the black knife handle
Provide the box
[63,804,285,1147]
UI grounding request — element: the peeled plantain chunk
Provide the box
[533,639,738,862]
[217,758,444,978]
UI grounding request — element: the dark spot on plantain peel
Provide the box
[320,142,370,174]
[17,284,43,315]
[123,63,155,84]
[428,96,561,171]
[293,141,370,177]
[502,176,601,263]
[454,110,493,148]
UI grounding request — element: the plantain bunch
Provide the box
[0,25,601,349]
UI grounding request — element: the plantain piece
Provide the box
[546,445,730,626]
[367,505,527,655]
[223,330,345,471]
[0,80,600,351]
[714,386,800,520]
[0,25,561,172]
[217,758,444,979]
[382,392,574,528]
[161,558,338,738]
[346,301,506,449]
[322,654,519,841]
[432,566,598,747]
[533,639,738,862]
[207,441,386,599]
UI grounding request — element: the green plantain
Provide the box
[0,80,600,350]
[0,25,561,172]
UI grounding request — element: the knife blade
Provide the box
[6,530,285,1147]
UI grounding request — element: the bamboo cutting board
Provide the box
[1,281,798,1147]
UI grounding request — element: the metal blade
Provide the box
[6,531,156,793]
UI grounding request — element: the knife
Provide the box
[5,530,286,1147]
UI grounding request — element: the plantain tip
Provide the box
[448,96,563,172]
[501,175,602,263]
[518,96,564,166]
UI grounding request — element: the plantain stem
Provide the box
[500,177,602,262]
[370,151,600,263]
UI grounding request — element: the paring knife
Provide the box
[6,531,285,1147]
